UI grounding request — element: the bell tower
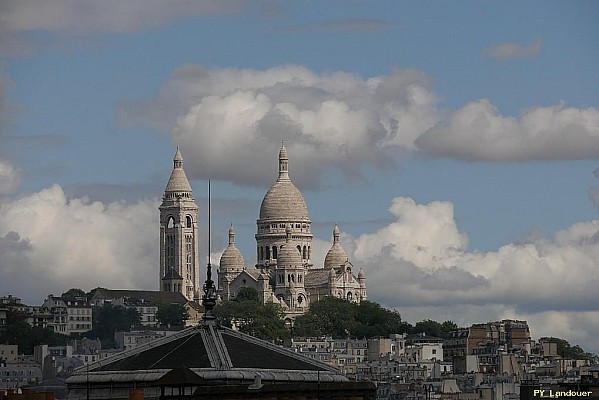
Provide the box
[159,147,199,300]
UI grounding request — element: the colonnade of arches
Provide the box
[257,244,310,261]
[165,215,194,228]
[277,273,303,284]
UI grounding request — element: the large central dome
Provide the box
[259,144,310,221]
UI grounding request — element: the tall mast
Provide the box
[202,179,217,324]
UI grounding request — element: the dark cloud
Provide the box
[418,266,489,291]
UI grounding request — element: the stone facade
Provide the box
[159,147,200,301]
[217,144,367,321]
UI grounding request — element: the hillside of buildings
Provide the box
[2,288,598,399]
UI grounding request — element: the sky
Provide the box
[0,1,598,354]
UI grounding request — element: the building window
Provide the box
[186,215,192,228]
[166,234,175,269]
[272,246,278,259]
[186,235,193,272]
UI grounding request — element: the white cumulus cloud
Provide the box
[0,160,22,195]
[345,197,599,354]
[120,65,440,188]
[0,184,159,301]
[415,99,599,161]
[122,65,599,176]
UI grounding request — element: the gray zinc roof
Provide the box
[67,323,347,385]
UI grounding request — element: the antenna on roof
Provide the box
[202,179,217,324]
[208,179,211,267]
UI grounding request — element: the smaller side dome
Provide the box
[324,224,348,269]
[358,269,366,280]
[165,147,193,193]
[277,225,302,268]
[219,224,244,271]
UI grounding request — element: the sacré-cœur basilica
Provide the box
[158,144,367,323]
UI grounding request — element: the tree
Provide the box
[410,320,457,339]
[4,308,30,326]
[156,303,189,327]
[86,287,108,300]
[0,321,69,355]
[214,298,288,342]
[539,337,592,360]
[235,287,259,302]
[293,298,410,339]
[354,301,411,338]
[412,319,444,338]
[85,304,141,348]
[294,297,356,338]
[440,320,458,338]
[61,288,87,301]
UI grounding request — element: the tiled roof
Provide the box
[305,269,332,287]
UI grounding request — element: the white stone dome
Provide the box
[324,225,348,269]
[259,180,309,220]
[165,147,193,193]
[277,226,302,267]
[220,225,244,270]
[259,144,309,221]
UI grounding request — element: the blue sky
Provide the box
[1,1,598,353]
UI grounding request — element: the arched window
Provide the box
[272,246,278,259]
[288,274,291,283]
[166,235,175,268]
[260,247,264,260]
[297,245,301,254]
[167,216,175,228]
[186,215,192,228]
[347,292,353,301]
[302,245,307,259]
[265,246,270,260]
